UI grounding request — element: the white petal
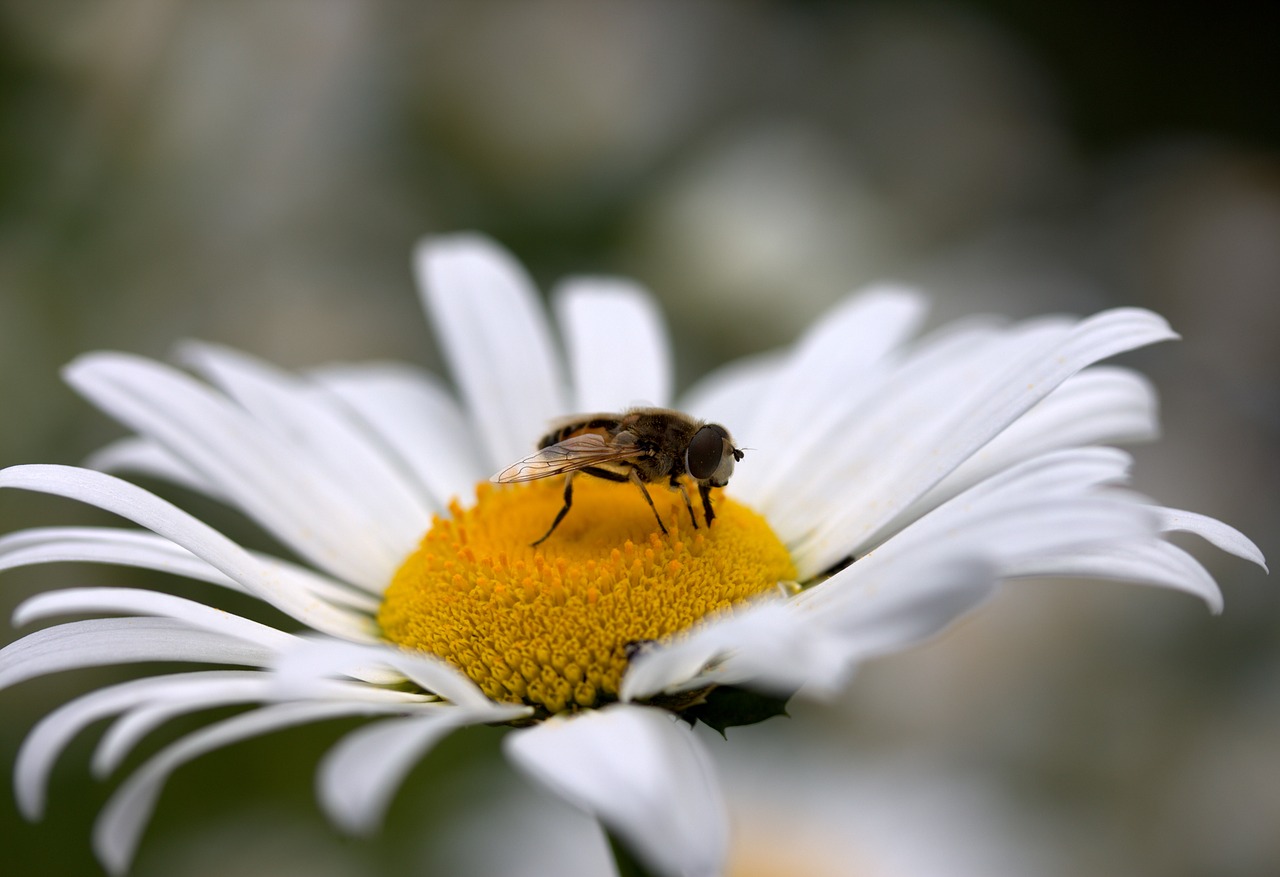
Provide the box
[92,701,395,876]
[625,551,998,702]
[178,341,434,551]
[0,526,244,591]
[830,445,1246,614]
[854,496,1157,584]
[13,587,300,653]
[553,278,673,410]
[1157,507,1268,571]
[317,706,508,835]
[900,366,1158,521]
[63,354,402,590]
[619,599,806,701]
[0,526,380,614]
[677,351,785,430]
[415,234,568,471]
[1005,540,1225,612]
[744,316,1032,519]
[836,449,1158,581]
[92,675,274,778]
[311,362,486,508]
[0,465,377,638]
[504,704,728,877]
[99,674,438,780]
[0,618,277,691]
[788,308,1177,573]
[729,286,927,501]
[790,551,999,696]
[14,670,262,820]
[251,555,383,616]
[268,637,522,711]
[85,437,221,498]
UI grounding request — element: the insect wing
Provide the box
[491,433,645,483]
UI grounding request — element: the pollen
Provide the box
[378,477,796,715]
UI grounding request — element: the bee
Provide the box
[491,407,745,546]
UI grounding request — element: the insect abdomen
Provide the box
[538,417,620,450]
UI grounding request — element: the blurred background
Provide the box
[1,2,1276,875]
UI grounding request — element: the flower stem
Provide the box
[606,828,660,877]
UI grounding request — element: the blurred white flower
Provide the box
[432,725,1072,877]
[0,235,1262,877]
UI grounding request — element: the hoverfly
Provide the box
[491,407,745,546]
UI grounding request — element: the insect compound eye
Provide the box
[686,424,731,482]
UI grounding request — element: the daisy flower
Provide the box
[0,234,1264,877]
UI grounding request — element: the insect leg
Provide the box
[698,482,716,527]
[629,469,669,535]
[532,472,577,547]
[580,466,630,483]
[670,475,699,529]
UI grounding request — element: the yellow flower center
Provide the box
[378,477,796,714]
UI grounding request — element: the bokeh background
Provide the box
[1,2,1276,875]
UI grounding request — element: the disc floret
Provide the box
[379,477,796,714]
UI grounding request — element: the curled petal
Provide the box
[505,704,729,877]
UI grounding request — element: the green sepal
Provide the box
[681,685,793,736]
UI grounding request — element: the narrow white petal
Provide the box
[554,278,673,410]
[317,707,505,834]
[269,638,515,711]
[505,704,728,877]
[821,445,1243,613]
[625,552,998,702]
[255,555,383,616]
[14,670,262,820]
[382,651,519,711]
[790,308,1177,573]
[415,234,568,471]
[729,288,928,503]
[790,552,999,695]
[0,526,243,590]
[849,497,1156,583]
[92,676,273,777]
[900,367,1158,521]
[736,284,926,444]
[944,445,1136,500]
[745,317,1029,518]
[619,599,804,701]
[92,701,394,876]
[1005,540,1225,612]
[311,362,486,508]
[64,353,402,589]
[13,588,299,653]
[85,437,221,498]
[0,465,378,638]
[0,526,380,615]
[87,674,419,781]
[94,675,437,778]
[178,341,434,550]
[1157,507,1268,570]
[828,450,1158,582]
[0,619,277,691]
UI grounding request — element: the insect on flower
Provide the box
[491,407,745,545]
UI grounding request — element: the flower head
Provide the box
[0,234,1265,877]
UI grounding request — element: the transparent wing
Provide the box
[491,434,645,483]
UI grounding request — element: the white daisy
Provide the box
[0,234,1264,877]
